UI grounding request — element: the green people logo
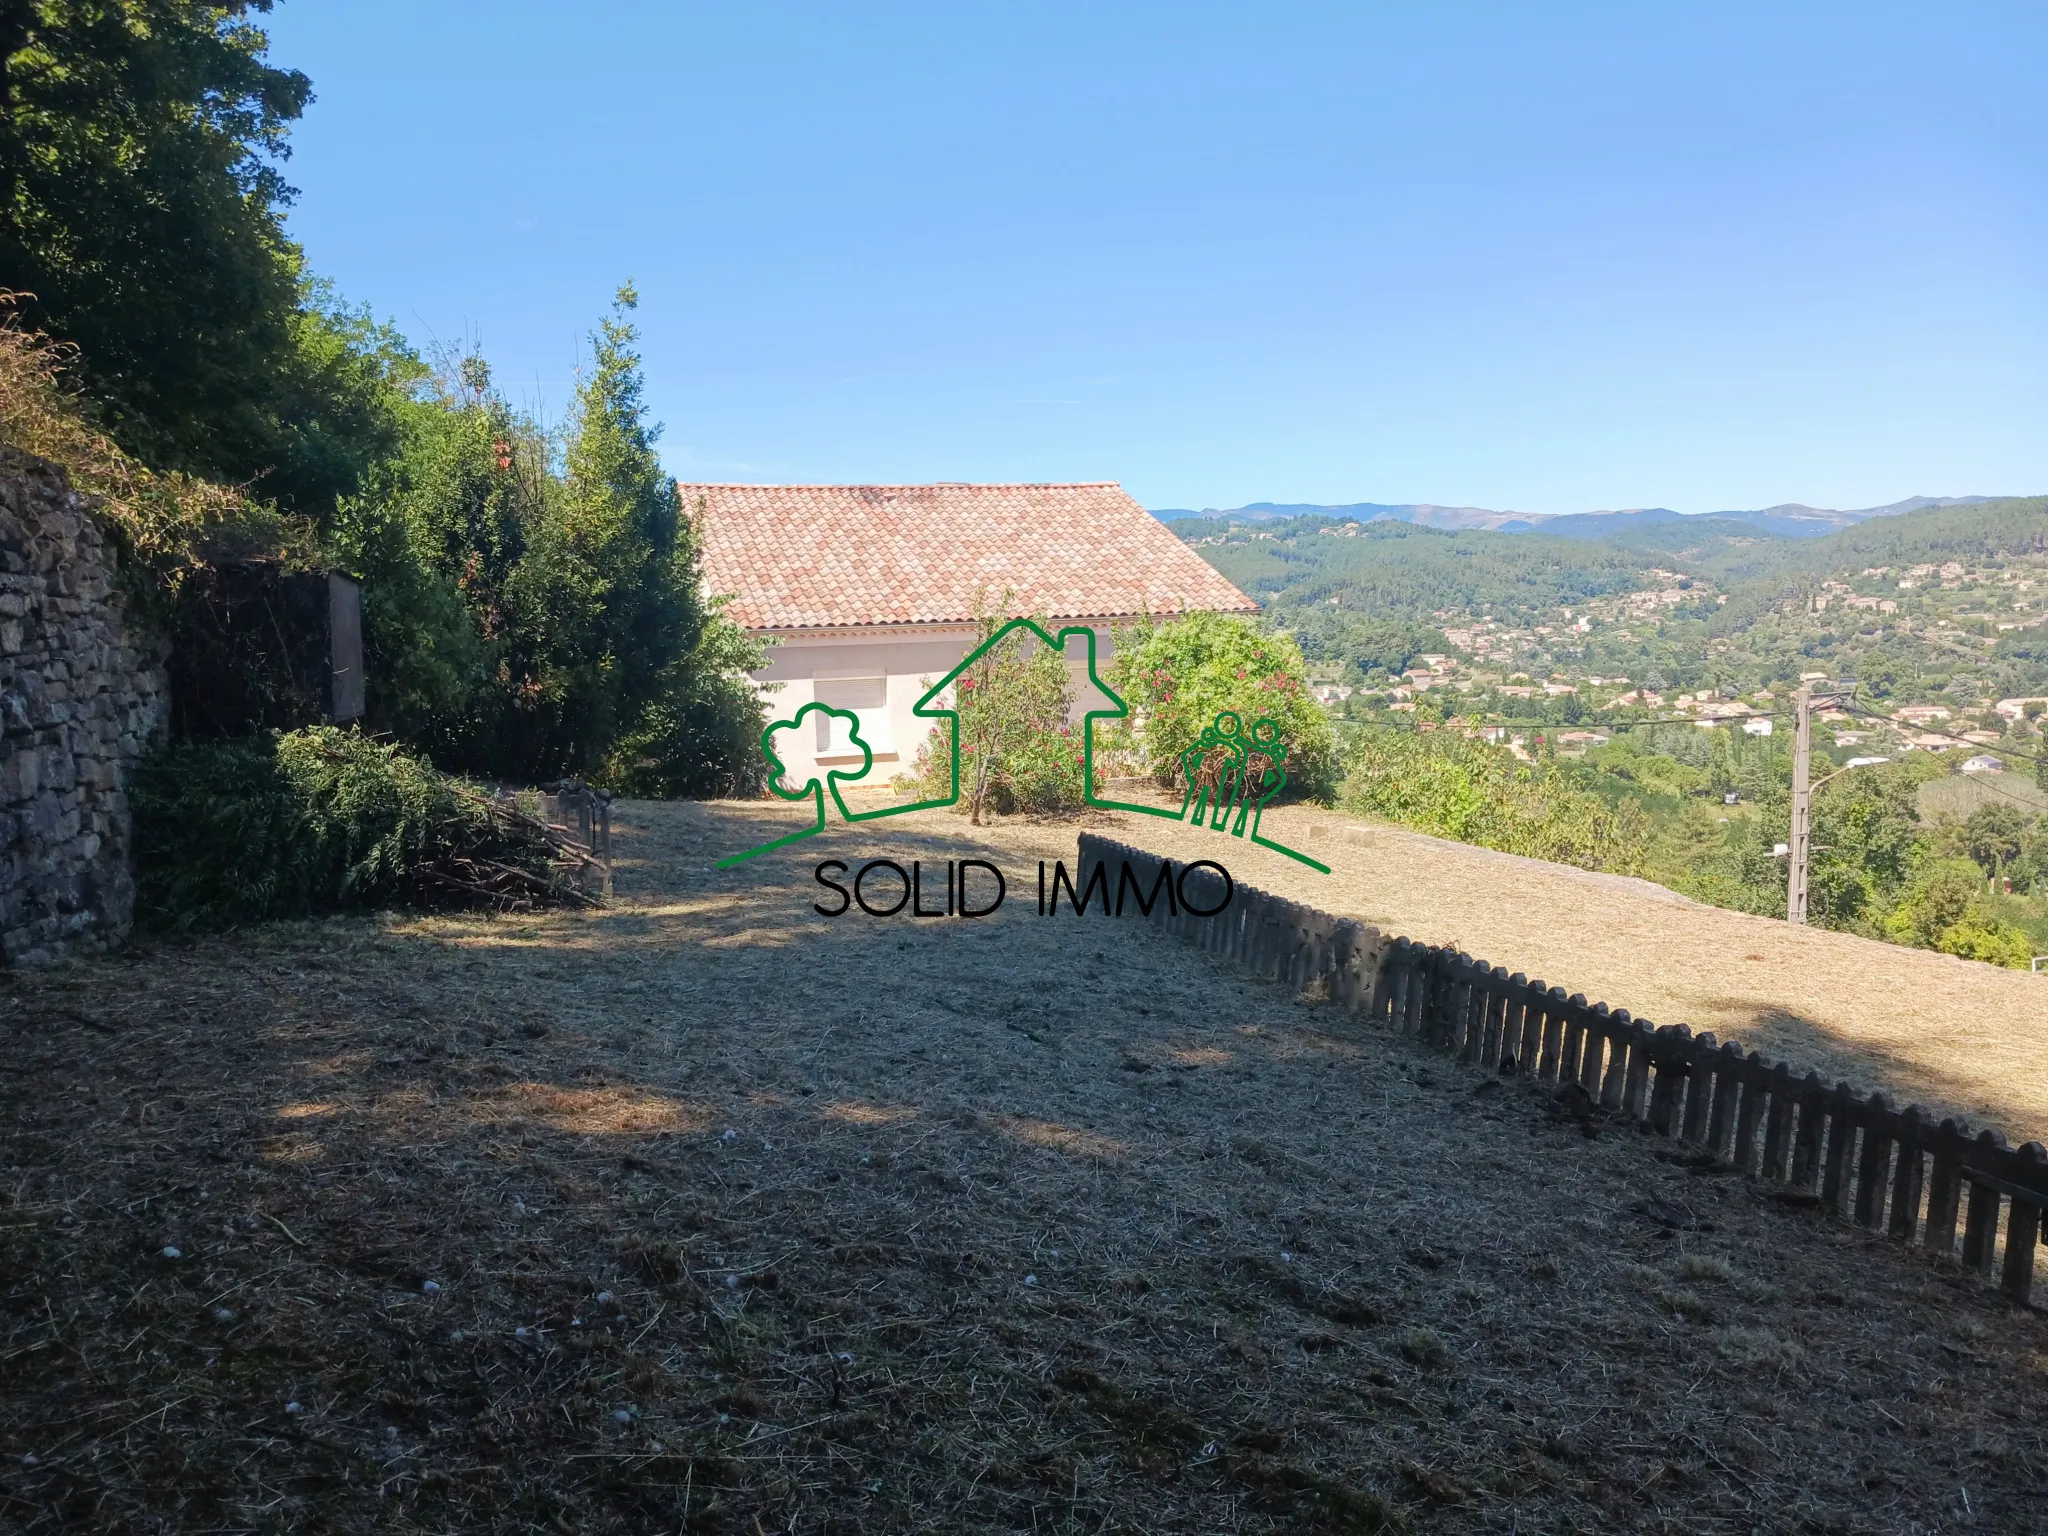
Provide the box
[719,619,1328,874]
[1180,711,1289,839]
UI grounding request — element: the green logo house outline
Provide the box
[718,618,1330,874]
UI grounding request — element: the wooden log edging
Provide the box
[1076,833,2048,1307]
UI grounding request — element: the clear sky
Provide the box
[262,1,2045,515]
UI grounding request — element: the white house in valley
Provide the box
[690,482,1257,787]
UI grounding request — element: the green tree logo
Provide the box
[715,702,881,866]
[718,620,1327,872]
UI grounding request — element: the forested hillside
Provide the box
[1176,516,1654,622]
[1176,498,2048,703]
[1175,497,2048,967]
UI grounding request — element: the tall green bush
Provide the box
[1882,856,2033,967]
[325,343,532,749]
[605,609,771,799]
[1341,728,1650,873]
[1107,612,1336,800]
[899,614,1085,821]
[332,290,767,792]
[485,289,762,786]
[1804,759,1928,928]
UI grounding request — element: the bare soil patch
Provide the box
[3,798,2046,1533]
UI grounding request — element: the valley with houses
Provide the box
[4,5,2048,1533]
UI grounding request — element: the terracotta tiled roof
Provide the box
[687,482,1258,631]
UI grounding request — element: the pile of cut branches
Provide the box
[132,727,602,930]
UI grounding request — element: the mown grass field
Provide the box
[3,799,2046,1534]
[1195,798,2048,1146]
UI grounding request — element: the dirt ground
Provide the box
[1115,796,2048,1147]
[4,797,2048,1534]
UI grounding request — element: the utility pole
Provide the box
[1788,683,1813,924]
[1787,679,1853,924]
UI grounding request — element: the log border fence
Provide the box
[1077,833,2048,1307]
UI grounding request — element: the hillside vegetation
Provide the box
[1175,497,2048,966]
[0,6,787,927]
[1,10,773,798]
[1176,516,1652,623]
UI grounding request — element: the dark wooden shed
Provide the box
[165,563,365,738]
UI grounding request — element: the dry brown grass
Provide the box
[3,797,2047,1533]
[0,295,311,586]
[1125,796,2048,1145]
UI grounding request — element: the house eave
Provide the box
[737,602,1259,641]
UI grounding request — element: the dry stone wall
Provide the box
[0,447,167,963]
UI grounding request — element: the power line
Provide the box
[1337,708,1789,731]
[1605,711,1790,730]
[1840,701,2048,768]
[1801,700,2048,823]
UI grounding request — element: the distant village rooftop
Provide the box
[689,481,1257,632]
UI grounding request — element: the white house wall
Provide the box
[750,625,1119,790]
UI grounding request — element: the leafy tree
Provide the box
[0,3,383,510]
[1108,611,1335,800]
[1658,815,1791,917]
[333,349,536,749]
[1582,732,1711,799]
[2015,828,2048,895]
[492,286,700,777]
[1962,802,2028,880]
[901,611,1083,823]
[1808,762,1924,928]
[1883,857,1982,950]
[262,287,418,517]
[1876,855,2034,966]
[324,292,765,792]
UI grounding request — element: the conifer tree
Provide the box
[492,285,763,788]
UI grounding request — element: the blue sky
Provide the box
[264,1,2045,515]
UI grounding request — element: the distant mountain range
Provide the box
[1149,496,2009,539]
